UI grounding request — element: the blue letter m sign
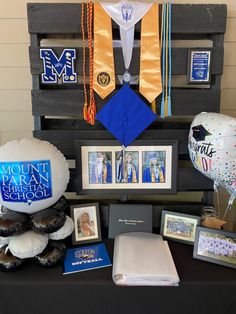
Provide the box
[40,49,77,84]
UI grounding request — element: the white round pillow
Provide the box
[0,138,69,214]
[49,215,74,240]
[9,231,48,259]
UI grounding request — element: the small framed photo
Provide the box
[193,227,236,269]
[70,203,102,245]
[187,48,212,84]
[75,140,178,194]
[160,210,201,245]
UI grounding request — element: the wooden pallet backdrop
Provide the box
[27,3,227,215]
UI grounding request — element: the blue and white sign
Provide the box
[63,243,112,274]
[0,160,52,205]
[189,50,211,83]
[40,49,77,84]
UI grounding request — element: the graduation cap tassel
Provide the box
[167,2,172,116]
[121,145,126,183]
[151,100,157,113]
[160,2,166,118]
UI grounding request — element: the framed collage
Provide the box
[75,140,178,194]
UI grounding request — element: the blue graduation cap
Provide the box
[96,84,157,147]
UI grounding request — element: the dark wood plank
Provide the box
[30,34,42,131]
[29,46,138,75]
[27,3,83,34]
[177,167,213,191]
[171,4,227,34]
[40,118,192,131]
[32,89,220,117]
[67,167,213,193]
[29,47,224,76]
[27,4,227,35]
[33,128,190,158]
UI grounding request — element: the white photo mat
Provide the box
[81,145,172,190]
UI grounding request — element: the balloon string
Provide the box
[216,189,220,219]
[214,181,220,219]
[222,195,235,220]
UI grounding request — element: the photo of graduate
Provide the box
[116,151,139,183]
[88,152,112,184]
[142,151,166,183]
[77,211,95,238]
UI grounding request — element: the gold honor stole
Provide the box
[93,3,161,105]
[93,3,115,99]
[139,4,162,104]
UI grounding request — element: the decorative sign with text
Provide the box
[187,49,211,84]
[0,160,52,205]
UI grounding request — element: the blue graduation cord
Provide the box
[168,2,172,116]
[160,2,166,118]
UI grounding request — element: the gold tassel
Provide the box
[151,100,157,113]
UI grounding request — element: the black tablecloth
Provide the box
[0,240,235,314]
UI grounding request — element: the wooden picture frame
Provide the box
[193,226,236,269]
[160,210,201,245]
[70,203,102,245]
[75,140,178,195]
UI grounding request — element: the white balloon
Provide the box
[0,236,10,248]
[8,230,48,259]
[188,112,236,198]
[49,215,74,240]
[0,138,69,214]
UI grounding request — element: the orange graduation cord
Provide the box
[87,2,96,125]
[81,3,88,121]
[82,2,96,125]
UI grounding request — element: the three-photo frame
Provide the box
[75,140,178,194]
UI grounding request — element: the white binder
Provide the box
[112,232,180,286]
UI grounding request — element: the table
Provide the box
[0,240,235,314]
